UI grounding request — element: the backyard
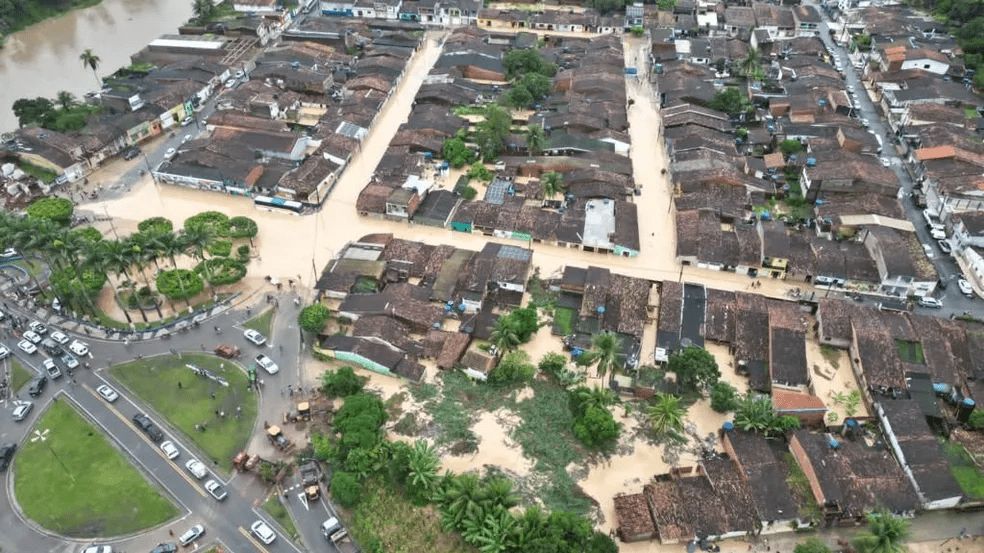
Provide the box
[109,353,258,471]
[13,401,178,537]
[944,441,984,500]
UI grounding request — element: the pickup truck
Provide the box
[322,518,357,552]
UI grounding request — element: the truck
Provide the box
[299,460,322,500]
[321,518,357,552]
[266,425,294,452]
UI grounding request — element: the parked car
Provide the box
[255,353,279,375]
[69,340,89,356]
[81,546,113,553]
[250,520,277,544]
[177,524,204,546]
[23,330,42,344]
[918,296,943,309]
[26,376,46,397]
[959,279,974,297]
[181,117,194,127]
[17,340,37,354]
[182,134,192,143]
[205,479,227,501]
[879,157,890,167]
[123,146,141,160]
[43,358,61,379]
[40,338,61,356]
[160,440,180,460]
[0,443,16,471]
[12,401,33,421]
[163,147,176,160]
[185,458,207,479]
[149,544,177,553]
[0,248,18,259]
[61,353,80,369]
[132,413,164,442]
[930,228,947,240]
[224,78,237,88]
[49,330,69,345]
[861,118,870,127]
[938,240,952,254]
[0,345,9,360]
[243,329,267,346]
[29,321,47,335]
[96,384,119,402]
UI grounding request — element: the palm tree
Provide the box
[740,47,761,77]
[435,473,486,533]
[462,507,517,553]
[99,240,148,322]
[570,386,615,416]
[482,477,518,511]
[647,393,685,435]
[525,125,545,156]
[540,171,564,200]
[192,0,217,23]
[406,441,440,503]
[590,331,621,381]
[127,237,164,318]
[852,510,909,553]
[511,507,548,549]
[153,231,183,268]
[56,91,76,110]
[489,317,521,356]
[79,49,101,87]
[181,226,215,292]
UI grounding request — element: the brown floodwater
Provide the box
[0,0,192,131]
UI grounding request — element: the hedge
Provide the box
[195,258,247,286]
[184,211,230,237]
[155,269,204,300]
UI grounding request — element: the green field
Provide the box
[243,308,275,339]
[13,400,177,537]
[9,358,33,392]
[262,495,299,540]
[110,353,258,471]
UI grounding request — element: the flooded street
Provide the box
[0,0,193,131]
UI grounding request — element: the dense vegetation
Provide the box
[0,0,101,44]
[906,0,984,88]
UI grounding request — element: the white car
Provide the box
[49,331,69,345]
[96,384,119,403]
[61,353,80,369]
[81,546,112,553]
[23,330,41,344]
[930,228,947,240]
[0,345,9,360]
[918,296,943,309]
[29,321,47,335]
[243,329,267,346]
[12,401,33,421]
[205,479,227,501]
[861,118,870,127]
[163,147,176,160]
[879,157,890,167]
[846,85,854,93]
[185,458,207,479]
[43,358,61,379]
[224,78,238,88]
[69,340,89,356]
[0,248,18,259]
[255,354,279,375]
[160,440,180,460]
[17,340,37,354]
[959,279,974,297]
[178,524,204,546]
[182,134,192,143]
[250,520,277,545]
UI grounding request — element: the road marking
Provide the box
[239,525,272,553]
[86,384,207,497]
[298,492,308,510]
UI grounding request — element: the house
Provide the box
[861,226,937,298]
[12,128,90,184]
[771,388,827,426]
[317,335,425,380]
[613,493,655,542]
[791,5,821,36]
[721,429,803,534]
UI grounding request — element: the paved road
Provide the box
[808,1,981,319]
[0,289,334,553]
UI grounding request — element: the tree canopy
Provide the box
[442,136,476,168]
[475,104,513,161]
[667,346,720,392]
[298,303,331,333]
[26,197,73,225]
[709,87,751,116]
[503,49,557,79]
[321,366,367,397]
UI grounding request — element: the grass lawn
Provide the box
[243,308,275,339]
[9,358,33,392]
[12,258,46,280]
[552,307,575,335]
[110,353,258,472]
[346,478,475,553]
[14,401,177,537]
[944,442,984,500]
[262,495,299,540]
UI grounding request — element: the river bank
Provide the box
[0,0,102,46]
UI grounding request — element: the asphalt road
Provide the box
[0,289,334,553]
[808,1,982,319]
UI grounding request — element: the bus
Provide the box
[254,195,303,214]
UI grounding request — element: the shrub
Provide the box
[710,381,739,413]
[195,258,247,285]
[467,163,493,182]
[205,238,232,257]
[489,350,536,385]
[538,352,567,381]
[184,211,230,236]
[442,137,475,168]
[668,346,720,392]
[330,471,362,507]
[26,197,73,225]
[572,405,620,449]
[298,303,332,333]
[321,367,367,397]
[969,409,984,430]
[137,216,173,234]
[155,269,204,300]
[50,266,107,299]
[236,244,250,263]
[228,216,258,239]
[71,226,103,242]
[460,185,478,200]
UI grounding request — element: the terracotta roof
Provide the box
[763,152,785,169]
[915,145,957,161]
[772,388,826,412]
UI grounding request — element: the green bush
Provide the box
[538,352,567,381]
[71,226,102,242]
[155,269,204,300]
[27,197,73,225]
[50,266,107,299]
[710,381,739,413]
[969,410,984,430]
[460,185,478,200]
[442,137,475,168]
[467,163,493,182]
[489,350,536,385]
[236,244,250,263]
[298,303,331,333]
[330,471,362,507]
[572,405,620,449]
[195,258,246,285]
[137,216,173,234]
[228,216,258,239]
[321,367,367,397]
[206,238,232,257]
[184,211,230,236]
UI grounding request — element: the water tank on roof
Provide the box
[933,382,951,396]
[722,421,735,432]
[958,397,976,423]
[806,157,817,167]
[596,306,606,314]
[818,98,828,106]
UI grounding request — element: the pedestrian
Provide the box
[279,344,284,354]
[214,409,220,417]
[169,529,174,537]
[200,343,205,351]
[178,381,182,389]
[210,392,216,399]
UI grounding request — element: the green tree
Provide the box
[330,471,362,507]
[227,216,258,245]
[321,367,367,397]
[526,125,545,156]
[435,473,487,532]
[11,97,55,127]
[298,303,331,333]
[647,393,685,435]
[192,0,217,22]
[668,346,720,392]
[79,48,101,87]
[780,139,804,156]
[405,440,440,505]
[709,87,750,116]
[570,386,615,416]
[587,0,625,15]
[26,197,73,225]
[968,409,984,429]
[137,216,174,235]
[794,537,832,553]
[467,162,493,182]
[505,85,535,109]
[852,510,909,553]
[540,171,564,200]
[442,136,475,168]
[55,91,76,110]
[475,104,512,161]
[503,49,556,79]
[518,72,552,101]
[740,47,761,77]
[490,316,521,355]
[590,331,621,381]
[710,381,739,412]
[572,405,620,448]
[489,350,536,385]
[537,352,567,380]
